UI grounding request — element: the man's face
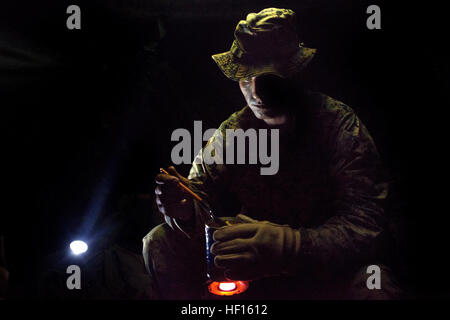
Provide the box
[239,74,293,126]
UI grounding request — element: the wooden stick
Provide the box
[160,168,203,202]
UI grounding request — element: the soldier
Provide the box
[143,8,402,299]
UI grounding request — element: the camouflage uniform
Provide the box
[143,91,402,299]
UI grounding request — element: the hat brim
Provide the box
[211,45,316,81]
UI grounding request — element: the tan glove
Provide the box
[210,214,301,281]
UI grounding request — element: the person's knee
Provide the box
[142,223,172,274]
[141,224,205,299]
[347,264,404,300]
[143,224,170,250]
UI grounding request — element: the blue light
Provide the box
[70,240,88,255]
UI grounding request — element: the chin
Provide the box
[263,112,289,125]
[249,105,288,125]
[253,111,266,120]
[265,118,288,126]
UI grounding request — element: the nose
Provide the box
[253,95,263,105]
[252,85,263,104]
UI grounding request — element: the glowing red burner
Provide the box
[219,282,236,291]
[208,281,249,296]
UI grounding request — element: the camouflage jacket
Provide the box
[169,91,389,273]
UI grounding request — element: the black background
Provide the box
[0,0,448,299]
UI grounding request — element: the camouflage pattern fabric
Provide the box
[169,90,390,275]
[211,8,316,81]
[148,90,402,298]
[143,223,403,299]
[142,224,206,299]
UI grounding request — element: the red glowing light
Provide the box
[208,281,249,296]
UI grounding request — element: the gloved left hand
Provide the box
[210,214,301,281]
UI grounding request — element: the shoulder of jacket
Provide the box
[306,91,354,117]
[219,105,256,131]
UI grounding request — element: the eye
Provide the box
[240,80,251,89]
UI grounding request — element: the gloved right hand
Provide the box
[155,166,194,221]
[211,214,301,281]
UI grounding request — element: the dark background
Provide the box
[0,0,448,298]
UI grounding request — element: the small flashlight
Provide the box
[69,240,88,255]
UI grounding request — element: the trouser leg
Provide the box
[241,263,404,300]
[345,264,405,299]
[142,223,206,299]
[294,263,405,299]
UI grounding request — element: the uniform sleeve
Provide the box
[298,107,389,272]
[170,124,231,238]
